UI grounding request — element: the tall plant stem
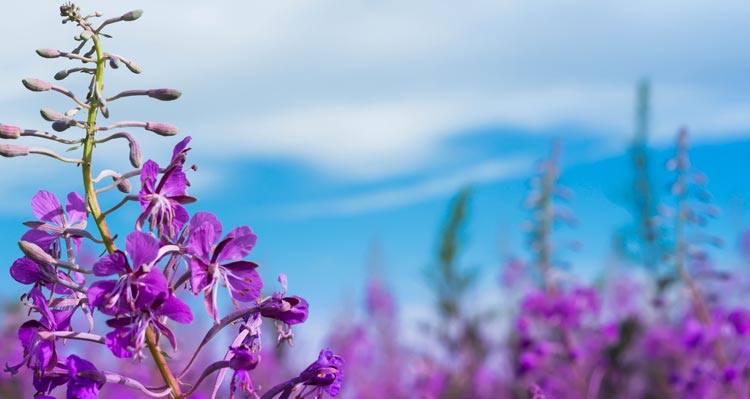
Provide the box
[82,32,184,399]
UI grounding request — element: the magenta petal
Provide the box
[21,229,57,251]
[10,257,43,285]
[93,251,128,276]
[87,280,118,313]
[31,190,63,225]
[189,258,211,294]
[134,268,168,308]
[65,192,87,225]
[105,328,135,358]
[189,212,222,247]
[188,221,220,259]
[125,231,159,269]
[158,295,193,324]
[159,168,188,197]
[18,320,42,350]
[170,136,191,165]
[29,287,54,324]
[216,226,257,263]
[140,160,159,189]
[223,261,262,302]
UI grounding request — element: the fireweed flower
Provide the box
[187,211,262,322]
[6,287,73,375]
[262,349,344,399]
[25,190,87,253]
[29,355,103,399]
[104,290,192,358]
[87,231,170,316]
[259,274,309,343]
[136,137,195,240]
[228,346,260,399]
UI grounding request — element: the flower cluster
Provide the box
[2,4,342,399]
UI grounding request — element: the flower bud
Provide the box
[0,124,22,139]
[36,48,61,58]
[80,30,93,40]
[114,176,132,193]
[125,61,142,74]
[40,108,66,122]
[147,89,182,101]
[54,70,70,80]
[22,78,52,92]
[145,122,179,136]
[18,241,57,265]
[52,119,73,132]
[129,141,142,168]
[121,9,144,21]
[108,56,121,69]
[0,144,29,157]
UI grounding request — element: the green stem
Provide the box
[82,31,184,399]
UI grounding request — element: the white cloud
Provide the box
[2,0,750,181]
[275,156,531,218]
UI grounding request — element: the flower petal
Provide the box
[158,295,193,324]
[31,190,63,225]
[93,251,129,276]
[10,257,43,285]
[222,261,262,302]
[125,231,159,270]
[215,226,257,263]
[188,212,222,258]
[65,192,87,225]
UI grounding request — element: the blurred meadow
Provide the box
[1,1,750,398]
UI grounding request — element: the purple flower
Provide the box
[9,252,82,295]
[187,212,262,322]
[28,356,103,399]
[297,349,344,398]
[66,355,102,399]
[228,347,260,399]
[7,287,73,375]
[26,190,87,251]
[136,140,195,239]
[87,231,168,316]
[104,292,192,358]
[259,274,309,325]
[262,349,344,399]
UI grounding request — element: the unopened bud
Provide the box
[0,144,29,157]
[52,119,74,132]
[0,124,22,139]
[145,122,179,136]
[18,241,57,265]
[22,78,52,92]
[80,30,93,40]
[121,9,144,22]
[147,89,182,101]
[108,56,121,69]
[40,108,66,122]
[129,140,142,168]
[36,48,61,58]
[125,61,142,74]
[116,178,132,194]
[54,70,70,80]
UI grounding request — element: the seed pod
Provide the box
[40,108,66,122]
[22,78,52,92]
[145,122,179,136]
[0,144,30,157]
[0,124,22,139]
[121,9,144,21]
[36,48,61,58]
[147,89,182,101]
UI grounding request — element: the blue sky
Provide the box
[2,1,750,352]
